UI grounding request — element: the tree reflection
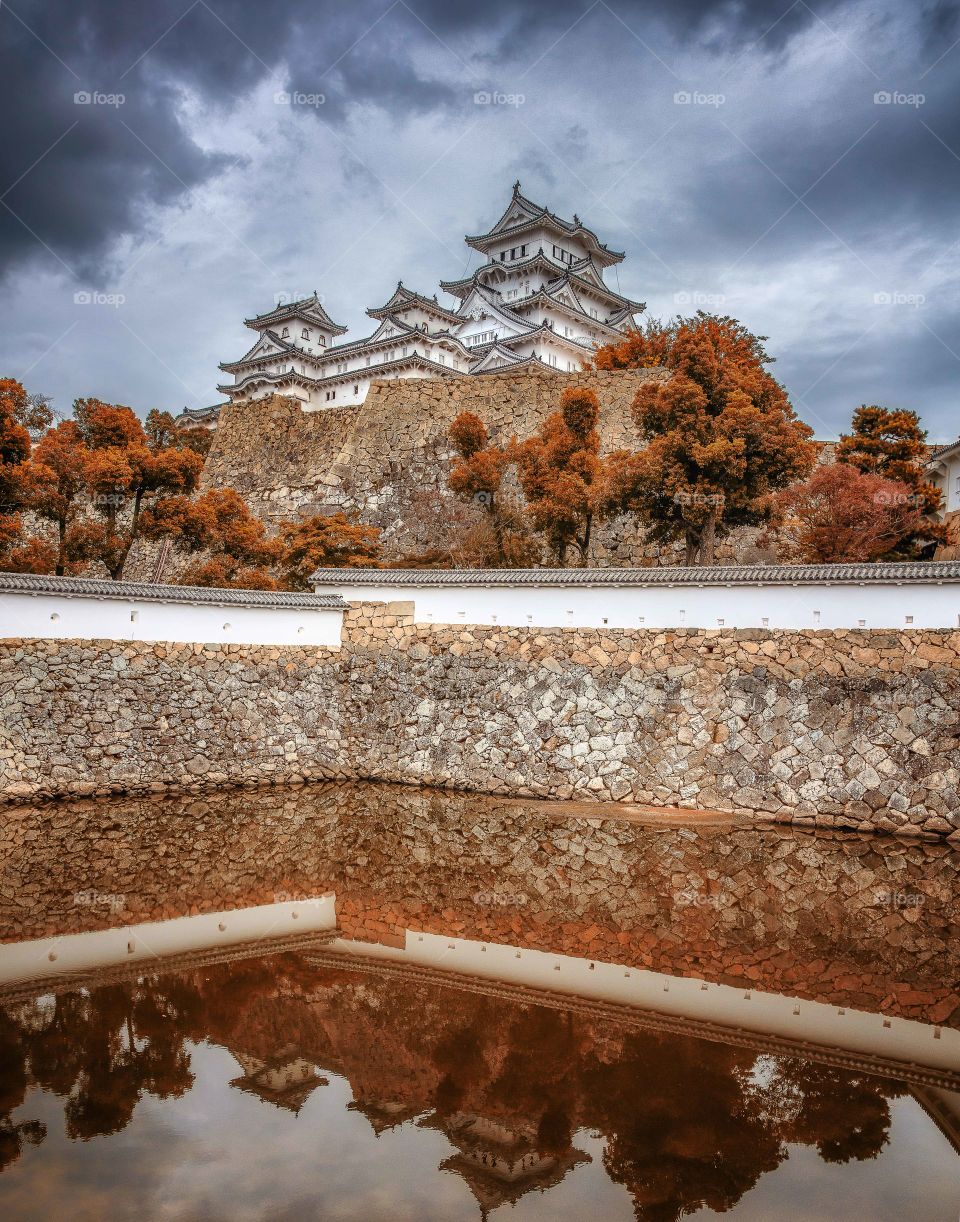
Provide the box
[0,954,911,1216]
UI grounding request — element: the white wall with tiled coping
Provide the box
[0,581,345,648]
[320,570,960,631]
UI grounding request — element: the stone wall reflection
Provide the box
[2,782,957,1026]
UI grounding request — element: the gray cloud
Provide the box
[1,0,959,439]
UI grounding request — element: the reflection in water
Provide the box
[0,954,932,1219]
[0,781,958,1219]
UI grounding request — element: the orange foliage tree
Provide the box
[65,398,204,579]
[0,379,33,567]
[769,464,926,563]
[599,313,816,565]
[513,388,605,566]
[445,412,536,567]
[142,488,282,590]
[835,405,944,557]
[278,511,381,590]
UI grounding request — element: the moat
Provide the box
[0,781,958,1220]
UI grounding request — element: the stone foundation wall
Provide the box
[199,370,771,565]
[2,610,958,838]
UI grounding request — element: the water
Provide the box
[0,781,958,1220]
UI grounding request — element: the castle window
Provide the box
[354,384,359,394]
[402,346,408,356]
[318,336,326,347]
[281,327,290,338]
[301,328,309,339]
[499,252,506,262]
[366,356,371,366]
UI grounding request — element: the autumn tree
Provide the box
[446,411,537,567]
[67,398,205,580]
[513,387,605,566]
[18,421,89,574]
[835,405,944,556]
[0,379,32,566]
[278,511,381,590]
[769,463,926,563]
[143,488,282,590]
[144,408,214,459]
[599,313,816,565]
[590,316,675,370]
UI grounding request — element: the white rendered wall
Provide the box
[0,591,344,647]
[329,581,960,631]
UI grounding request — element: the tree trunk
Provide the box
[55,516,67,576]
[700,513,717,565]
[684,530,699,566]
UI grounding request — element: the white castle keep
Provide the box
[195,183,642,423]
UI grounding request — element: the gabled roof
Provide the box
[465,182,625,266]
[244,292,347,336]
[367,281,461,324]
[468,342,527,372]
[928,437,960,465]
[220,329,298,372]
[455,283,532,333]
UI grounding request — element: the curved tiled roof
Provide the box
[311,561,960,586]
[0,572,346,609]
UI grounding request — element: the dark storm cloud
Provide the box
[0,0,854,282]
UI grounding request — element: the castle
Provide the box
[197,183,642,423]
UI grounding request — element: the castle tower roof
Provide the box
[245,292,347,335]
[464,182,625,267]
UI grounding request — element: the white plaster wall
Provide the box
[328,581,960,631]
[329,931,960,1076]
[0,592,344,647]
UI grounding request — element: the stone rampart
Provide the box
[201,369,705,564]
[2,606,958,839]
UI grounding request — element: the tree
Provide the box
[590,316,675,370]
[278,511,381,590]
[0,379,32,564]
[514,387,605,566]
[144,408,213,459]
[769,463,926,563]
[446,412,537,568]
[144,488,282,590]
[68,398,205,579]
[599,313,816,565]
[835,405,944,557]
[19,421,89,574]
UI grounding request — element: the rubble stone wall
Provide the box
[2,606,958,839]
[200,370,769,565]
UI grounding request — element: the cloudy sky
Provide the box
[1,0,959,440]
